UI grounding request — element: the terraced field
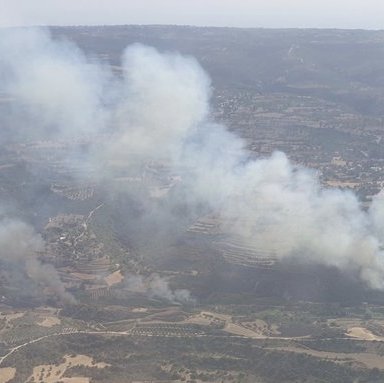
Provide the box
[213,236,278,268]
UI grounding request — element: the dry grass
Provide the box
[270,346,384,370]
[224,322,264,338]
[326,180,360,188]
[185,311,264,338]
[104,270,124,287]
[38,316,61,328]
[240,319,280,336]
[0,367,16,383]
[70,272,99,281]
[131,308,148,313]
[1,312,24,322]
[28,354,109,383]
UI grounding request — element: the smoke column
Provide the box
[0,219,74,303]
[125,273,194,304]
[1,27,384,291]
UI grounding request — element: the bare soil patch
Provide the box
[346,327,379,341]
[38,316,61,327]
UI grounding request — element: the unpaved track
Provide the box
[1,322,384,368]
[73,203,104,246]
[0,329,128,366]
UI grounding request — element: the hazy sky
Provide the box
[1,0,384,29]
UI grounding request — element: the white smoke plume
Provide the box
[109,44,210,162]
[1,27,384,291]
[125,273,194,304]
[0,27,109,141]
[0,220,43,261]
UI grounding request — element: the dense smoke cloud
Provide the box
[220,153,384,287]
[0,219,74,303]
[1,27,384,293]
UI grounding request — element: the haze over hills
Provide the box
[51,26,384,111]
[1,25,384,382]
